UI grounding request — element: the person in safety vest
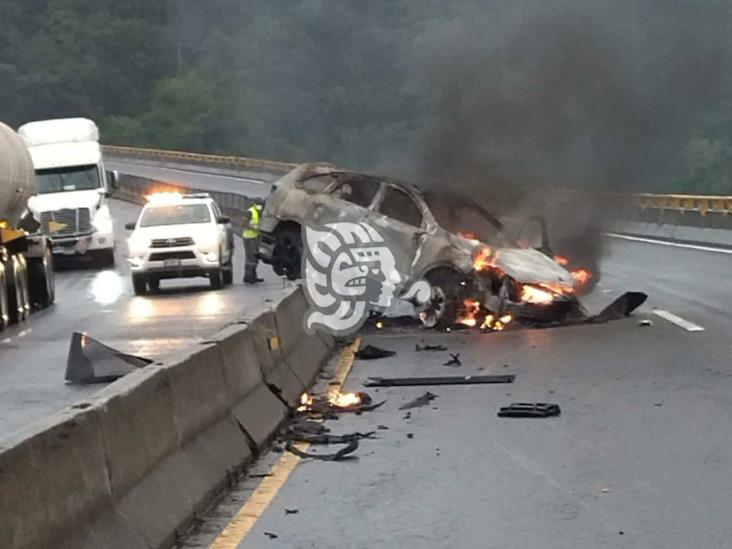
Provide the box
[241,199,264,284]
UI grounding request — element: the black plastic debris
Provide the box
[415,343,448,352]
[285,509,299,515]
[355,344,396,360]
[443,353,462,367]
[264,532,278,539]
[285,440,359,461]
[399,391,438,410]
[65,332,152,384]
[498,402,561,418]
[365,374,515,387]
[592,292,648,323]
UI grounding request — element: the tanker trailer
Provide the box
[0,121,54,329]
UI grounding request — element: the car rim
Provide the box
[419,286,446,328]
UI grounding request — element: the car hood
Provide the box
[494,248,574,287]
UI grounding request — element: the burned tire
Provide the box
[419,269,466,329]
[132,273,147,296]
[272,227,302,281]
[28,245,55,309]
[6,254,30,324]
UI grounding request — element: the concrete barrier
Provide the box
[0,287,335,549]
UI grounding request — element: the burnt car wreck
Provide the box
[259,163,642,329]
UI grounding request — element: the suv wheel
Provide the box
[272,227,302,280]
[210,268,223,290]
[132,273,147,295]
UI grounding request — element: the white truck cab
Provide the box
[18,118,115,267]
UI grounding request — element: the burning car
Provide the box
[258,163,588,329]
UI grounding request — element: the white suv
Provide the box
[125,193,234,294]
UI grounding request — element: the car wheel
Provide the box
[419,269,465,329]
[147,276,160,293]
[132,273,147,296]
[273,227,302,281]
[222,252,233,285]
[210,268,224,290]
[92,248,115,268]
[6,255,30,324]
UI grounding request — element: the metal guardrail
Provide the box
[636,194,732,216]
[102,145,297,175]
[104,145,732,215]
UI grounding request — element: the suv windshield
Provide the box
[140,204,211,227]
[36,165,101,194]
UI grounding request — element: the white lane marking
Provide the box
[607,233,732,255]
[653,310,705,332]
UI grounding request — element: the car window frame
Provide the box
[325,175,382,210]
[375,183,426,229]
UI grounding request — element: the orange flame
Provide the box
[457,299,481,326]
[473,246,495,272]
[554,255,569,266]
[521,285,555,304]
[571,268,592,285]
[329,392,362,408]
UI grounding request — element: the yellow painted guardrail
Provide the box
[103,145,732,215]
[635,194,732,216]
[102,145,297,175]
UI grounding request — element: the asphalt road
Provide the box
[182,237,732,549]
[0,198,292,445]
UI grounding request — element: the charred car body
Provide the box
[259,163,583,329]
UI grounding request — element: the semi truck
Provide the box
[18,118,116,267]
[0,122,55,330]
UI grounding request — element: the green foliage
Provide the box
[1,0,731,193]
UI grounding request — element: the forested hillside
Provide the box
[1,0,731,193]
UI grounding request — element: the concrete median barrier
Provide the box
[0,287,333,549]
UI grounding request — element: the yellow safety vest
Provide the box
[242,205,261,239]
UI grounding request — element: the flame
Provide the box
[571,268,592,285]
[473,246,495,272]
[375,321,383,329]
[554,255,569,266]
[145,191,183,204]
[329,392,362,408]
[521,285,556,304]
[297,392,314,412]
[481,313,513,331]
[457,299,481,326]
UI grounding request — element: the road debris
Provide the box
[399,391,438,410]
[264,532,278,539]
[285,509,299,515]
[365,374,515,387]
[498,402,561,418]
[296,391,385,417]
[639,319,653,327]
[403,411,411,420]
[415,343,448,352]
[443,353,462,366]
[377,424,389,430]
[65,332,153,384]
[355,344,396,360]
[406,433,414,439]
[285,439,359,461]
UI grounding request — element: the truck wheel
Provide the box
[7,255,30,324]
[419,269,465,329]
[93,249,115,268]
[28,245,55,309]
[210,268,224,290]
[273,227,302,281]
[132,273,147,296]
[0,265,8,330]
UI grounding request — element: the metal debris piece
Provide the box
[285,430,376,445]
[285,509,299,515]
[498,402,561,418]
[443,353,462,366]
[264,532,278,539]
[249,473,274,479]
[365,374,515,387]
[406,433,414,439]
[399,391,438,410]
[591,292,648,323]
[355,344,396,360]
[285,440,358,461]
[638,319,653,327]
[65,332,153,384]
[415,343,448,352]
[377,424,389,430]
[403,412,411,420]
